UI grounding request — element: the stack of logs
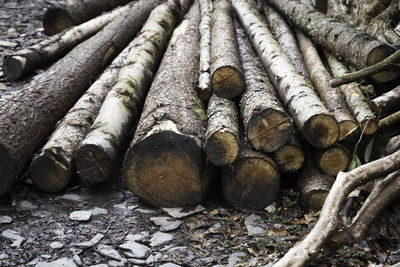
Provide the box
[0,0,399,213]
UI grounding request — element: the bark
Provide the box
[378,110,400,130]
[198,0,213,101]
[273,135,305,173]
[385,135,400,155]
[222,139,280,210]
[29,39,133,193]
[123,3,209,207]
[315,144,351,176]
[74,0,183,183]
[274,149,400,267]
[236,21,293,153]
[232,0,339,149]
[262,2,310,80]
[3,4,130,81]
[204,94,239,166]
[325,51,378,135]
[267,0,399,84]
[210,0,245,99]
[43,0,133,35]
[369,85,400,116]
[0,0,156,196]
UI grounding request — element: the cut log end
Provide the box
[43,8,74,36]
[338,120,359,141]
[74,144,113,183]
[273,145,305,173]
[307,191,329,212]
[361,117,378,135]
[317,146,350,176]
[205,131,239,166]
[3,56,26,81]
[123,131,207,207]
[247,109,293,153]
[367,45,399,83]
[211,66,244,98]
[303,114,339,149]
[197,85,212,101]
[30,150,71,193]
[222,156,280,210]
[0,145,14,196]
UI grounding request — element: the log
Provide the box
[315,144,351,176]
[267,0,399,84]
[222,139,280,210]
[232,0,339,149]
[3,4,130,81]
[325,51,378,135]
[43,0,133,35]
[262,2,310,80]
[204,94,239,166]
[236,21,293,153]
[74,0,184,183]
[273,135,305,173]
[378,110,400,130]
[210,0,245,99]
[385,135,400,155]
[29,38,133,193]
[0,0,157,196]
[197,0,213,101]
[296,30,358,141]
[369,85,400,116]
[123,2,209,207]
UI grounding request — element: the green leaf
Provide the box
[347,154,362,171]
[364,138,374,163]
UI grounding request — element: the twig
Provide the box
[330,50,400,87]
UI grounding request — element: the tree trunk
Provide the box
[74,0,184,183]
[369,85,400,116]
[267,0,399,84]
[325,51,378,135]
[210,0,245,99]
[123,2,209,207]
[232,0,339,149]
[0,0,157,196]
[43,0,133,35]
[315,144,351,176]
[378,110,400,130]
[197,0,213,101]
[204,94,239,166]
[222,139,280,210]
[236,21,293,153]
[262,2,310,80]
[3,4,130,81]
[297,30,358,141]
[29,38,133,193]
[273,135,305,173]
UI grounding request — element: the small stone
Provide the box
[0,253,8,260]
[127,258,146,265]
[108,259,126,267]
[265,203,276,213]
[90,207,108,216]
[1,229,25,247]
[73,255,82,266]
[19,200,38,211]
[0,215,12,224]
[119,241,150,259]
[89,265,108,267]
[227,252,246,267]
[113,201,128,209]
[150,217,181,232]
[146,253,163,266]
[0,40,18,48]
[69,210,92,222]
[96,244,122,261]
[244,214,261,226]
[127,205,139,210]
[0,83,7,91]
[125,232,148,242]
[50,241,64,249]
[57,192,92,202]
[32,210,52,218]
[159,263,181,267]
[35,258,77,267]
[244,214,265,236]
[163,205,205,218]
[136,208,157,214]
[75,233,104,248]
[149,232,173,247]
[41,255,51,259]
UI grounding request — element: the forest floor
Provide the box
[0,0,399,266]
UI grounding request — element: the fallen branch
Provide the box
[378,110,400,130]
[369,85,400,116]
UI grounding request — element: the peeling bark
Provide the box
[232,0,339,149]
[369,85,400,116]
[123,3,209,207]
[315,144,350,176]
[74,0,183,183]
[273,135,305,173]
[0,0,156,196]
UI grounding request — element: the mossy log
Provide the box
[232,0,339,149]
[325,51,378,135]
[236,22,293,153]
[267,0,399,84]
[369,85,400,116]
[3,4,130,81]
[123,3,209,207]
[297,30,358,141]
[315,144,351,176]
[74,0,184,183]
[273,135,305,173]
[222,139,280,210]
[210,0,245,99]
[0,0,156,196]
[43,0,133,35]
[204,94,239,166]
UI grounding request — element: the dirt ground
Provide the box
[0,1,399,266]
